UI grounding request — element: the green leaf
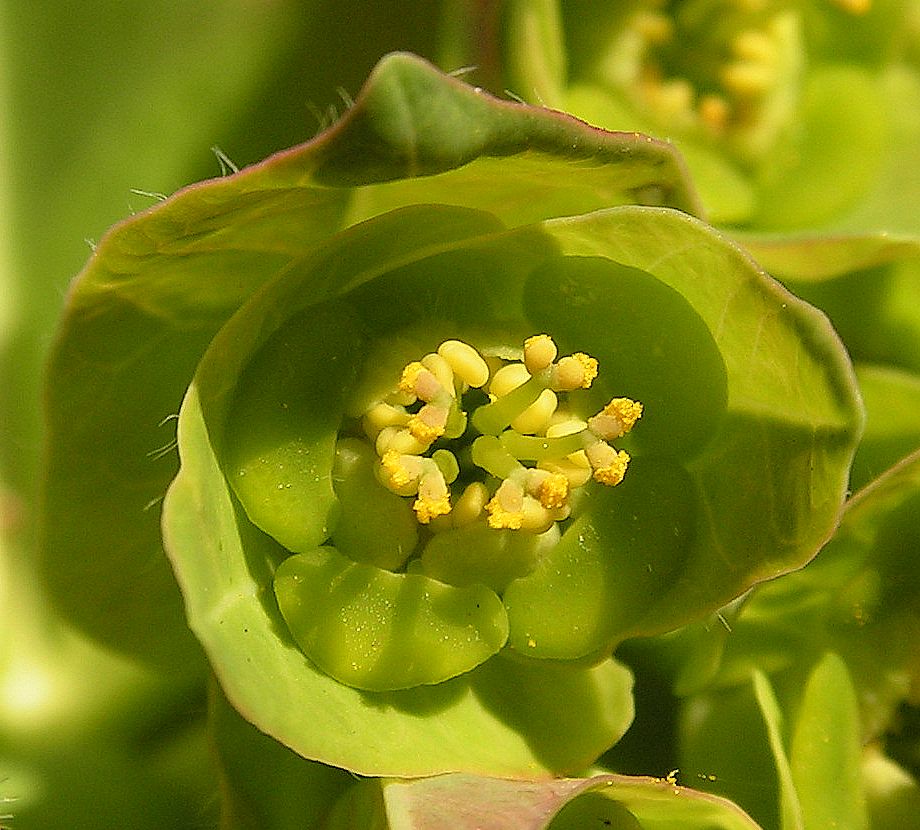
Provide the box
[506,207,862,650]
[851,364,920,491]
[164,199,858,769]
[789,653,868,830]
[753,672,806,830]
[729,63,920,279]
[678,682,782,829]
[561,83,758,226]
[698,450,920,741]
[503,457,696,659]
[330,438,419,571]
[223,304,366,553]
[372,772,764,830]
[1,0,310,498]
[751,66,887,232]
[781,257,920,379]
[44,50,861,779]
[752,671,805,830]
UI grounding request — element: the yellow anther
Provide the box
[830,0,870,12]
[586,444,631,487]
[437,340,490,388]
[414,493,452,524]
[634,10,673,44]
[589,398,644,440]
[539,457,593,489]
[552,353,598,391]
[399,361,443,402]
[511,389,558,435]
[398,361,426,398]
[650,78,696,122]
[523,334,558,374]
[533,471,569,510]
[407,404,448,445]
[485,480,525,530]
[414,465,452,524]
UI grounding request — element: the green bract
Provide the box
[648,450,920,827]
[41,53,862,776]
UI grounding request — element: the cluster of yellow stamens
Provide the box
[357,335,642,533]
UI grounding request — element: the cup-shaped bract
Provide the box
[41,54,862,776]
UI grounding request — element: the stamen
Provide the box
[486,479,526,530]
[699,94,730,134]
[549,353,598,391]
[538,456,593,489]
[407,403,449,445]
[527,469,570,510]
[398,361,428,400]
[354,335,641,548]
[829,0,871,14]
[474,347,598,435]
[414,461,452,524]
[420,352,455,393]
[594,2,807,163]
[634,10,673,44]
[585,444,632,487]
[377,450,423,496]
[512,389,558,435]
[587,398,644,441]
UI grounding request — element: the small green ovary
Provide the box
[273,546,509,691]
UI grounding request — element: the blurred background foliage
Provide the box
[0,3,450,826]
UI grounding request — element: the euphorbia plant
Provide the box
[39,53,862,822]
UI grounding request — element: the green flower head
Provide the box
[498,0,920,236]
[41,53,862,776]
